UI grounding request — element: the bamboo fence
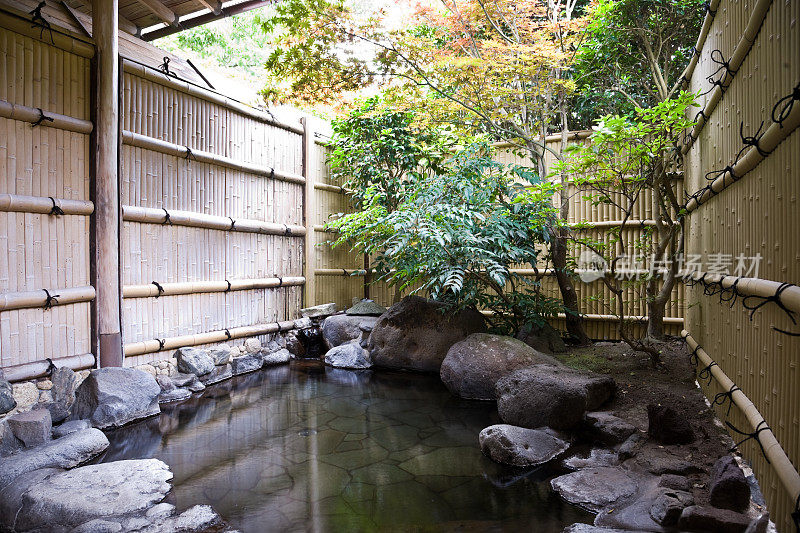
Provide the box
[681,0,800,529]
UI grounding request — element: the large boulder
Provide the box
[231,353,263,375]
[71,368,161,429]
[322,314,379,349]
[367,296,486,373]
[12,458,173,531]
[174,347,215,376]
[516,321,567,353]
[479,424,570,467]
[324,342,371,369]
[440,334,558,400]
[0,370,15,415]
[583,412,637,445]
[678,505,753,533]
[44,367,79,423]
[262,348,291,366]
[709,456,750,512]
[496,366,616,430]
[0,429,109,490]
[647,403,695,445]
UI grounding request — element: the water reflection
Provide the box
[101,361,592,532]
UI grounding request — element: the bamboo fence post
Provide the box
[302,116,316,308]
[92,0,122,367]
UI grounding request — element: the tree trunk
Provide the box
[552,235,591,345]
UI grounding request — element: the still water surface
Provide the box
[101,360,592,532]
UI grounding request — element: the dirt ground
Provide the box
[553,337,742,508]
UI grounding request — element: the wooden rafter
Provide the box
[135,0,179,27]
[142,0,271,40]
[195,0,222,15]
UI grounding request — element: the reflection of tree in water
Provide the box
[101,362,592,532]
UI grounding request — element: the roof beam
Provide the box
[60,1,140,37]
[142,0,271,41]
[135,0,180,28]
[195,0,223,15]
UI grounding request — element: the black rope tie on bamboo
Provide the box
[736,121,770,160]
[48,197,64,216]
[159,57,172,77]
[151,281,165,298]
[44,358,57,377]
[703,1,717,16]
[342,268,349,277]
[29,1,54,44]
[225,280,232,292]
[268,168,275,180]
[277,276,283,287]
[697,361,718,385]
[725,419,771,463]
[185,146,194,161]
[741,282,800,336]
[156,338,165,351]
[224,329,232,340]
[772,82,800,128]
[42,288,59,310]
[228,217,236,231]
[32,108,54,128]
[712,384,741,417]
[162,208,172,225]
[705,49,737,93]
[688,345,701,367]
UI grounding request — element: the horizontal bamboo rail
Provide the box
[3,353,96,383]
[315,268,369,276]
[685,271,800,314]
[123,319,302,357]
[480,309,683,324]
[675,0,722,92]
[0,194,94,216]
[122,205,306,236]
[121,130,306,185]
[0,8,94,58]
[685,98,800,212]
[123,277,305,298]
[122,60,304,134]
[682,331,800,510]
[0,99,93,134]
[314,182,349,193]
[313,225,337,233]
[492,130,593,149]
[682,0,772,154]
[0,286,95,311]
[569,219,659,229]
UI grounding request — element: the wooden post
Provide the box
[301,117,316,308]
[92,0,123,367]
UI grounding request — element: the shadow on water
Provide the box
[100,361,593,532]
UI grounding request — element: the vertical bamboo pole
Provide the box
[92,0,122,367]
[301,116,316,308]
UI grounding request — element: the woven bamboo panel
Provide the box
[120,69,305,367]
[0,17,92,368]
[684,0,800,529]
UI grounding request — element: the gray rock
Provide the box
[158,388,192,403]
[155,374,175,392]
[47,367,79,423]
[0,419,22,457]
[617,433,644,460]
[584,412,637,444]
[171,373,205,392]
[595,496,669,532]
[174,347,215,376]
[52,419,91,438]
[346,299,387,316]
[563,448,619,471]
[7,409,52,447]
[209,344,236,366]
[13,458,173,531]
[324,342,372,369]
[0,428,109,490]
[293,317,313,329]
[322,314,378,348]
[709,455,750,512]
[200,363,232,385]
[441,334,559,400]
[301,302,337,318]
[368,296,486,373]
[678,505,752,533]
[634,447,703,476]
[647,403,695,444]
[243,338,262,353]
[262,348,291,366]
[265,340,281,353]
[170,504,224,531]
[230,353,263,375]
[516,321,567,353]
[658,474,691,492]
[745,513,770,533]
[562,526,630,533]
[71,368,161,429]
[0,373,17,415]
[284,331,305,357]
[0,467,63,530]
[358,323,372,348]
[479,424,570,467]
[496,366,616,430]
[72,519,123,532]
[649,488,694,526]
[550,467,638,513]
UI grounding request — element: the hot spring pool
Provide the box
[99,360,592,532]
